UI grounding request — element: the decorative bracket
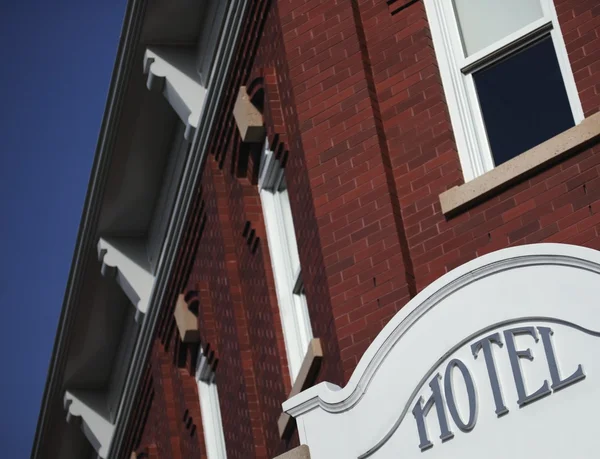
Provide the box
[233,86,265,143]
[64,390,115,459]
[278,338,323,439]
[143,47,207,141]
[98,237,155,322]
[174,293,200,343]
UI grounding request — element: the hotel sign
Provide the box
[412,323,586,451]
[283,244,600,459]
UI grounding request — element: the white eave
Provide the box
[32,0,251,457]
[64,390,116,458]
[98,237,155,322]
[143,47,207,141]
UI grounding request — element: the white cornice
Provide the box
[35,1,251,457]
[107,1,251,457]
[143,47,207,141]
[31,1,147,457]
[64,390,115,459]
[98,237,155,321]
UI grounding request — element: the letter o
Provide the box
[444,359,477,432]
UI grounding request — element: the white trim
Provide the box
[30,1,147,456]
[460,18,552,73]
[196,0,229,87]
[546,0,585,125]
[259,140,313,382]
[147,122,190,273]
[424,0,584,181]
[64,390,116,459]
[143,47,208,141]
[283,243,600,458]
[97,237,155,322]
[427,0,488,180]
[107,2,250,456]
[195,350,227,459]
[284,244,600,415]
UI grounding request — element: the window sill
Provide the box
[274,445,310,459]
[439,112,600,216]
[278,338,323,439]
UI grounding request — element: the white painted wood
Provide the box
[426,0,490,180]
[459,18,552,72]
[284,244,600,458]
[453,0,543,55]
[196,351,227,459]
[196,0,229,86]
[546,0,585,126]
[147,122,189,273]
[97,237,155,321]
[64,390,115,459]
[106,309,139,422]
[259,140,314,382]
[103,1,253,457]
[143,47,208,140]
[424,0,583,181]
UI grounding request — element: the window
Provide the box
[258,140,313,382]
[195,349,227,459]
[425,0,583,181]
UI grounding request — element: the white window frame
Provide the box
[258,139,313,382]
[195,349,227,459]
[424,0,584,181]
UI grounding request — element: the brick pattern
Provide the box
[251,1,346,393]
[277,0,417,382]
[186,162,260,459]
[557,0,600,116]
[121,1,600,458]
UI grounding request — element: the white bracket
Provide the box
[98,237,155,322]
[143,46,207,141]
[64,390,115,459]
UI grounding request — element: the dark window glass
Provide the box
[473,37,574,166]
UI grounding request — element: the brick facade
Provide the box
[122,1,600,457]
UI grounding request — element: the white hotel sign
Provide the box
[284,244,600,458]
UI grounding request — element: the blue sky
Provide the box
[0,1,125,456]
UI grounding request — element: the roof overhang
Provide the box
[31,0,250,457]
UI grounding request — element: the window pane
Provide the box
[473,37,574,167]
[454,0,543,56]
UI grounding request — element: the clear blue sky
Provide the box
[0,1,125,456]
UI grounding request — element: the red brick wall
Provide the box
[122,0,600,458]
[557,0,600,116]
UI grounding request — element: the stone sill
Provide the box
[278,338,323,439]
[274,445,310,459]
[439,112,600,216]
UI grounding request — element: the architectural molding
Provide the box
[283,244,600,458]
[195,346,226,459]
[98,237,155,322]
[108,2,252,456]
[439,111,600,215]
[285,244,600,417]
[424,0,584,182]
[195,342,218,382]
[143,47,207,141]
[278,338,323,439]
[30,0,147,456]
[64,390,115,458]
[174,293,200,343]
[274,445,310,459]
[233,86,265,142]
